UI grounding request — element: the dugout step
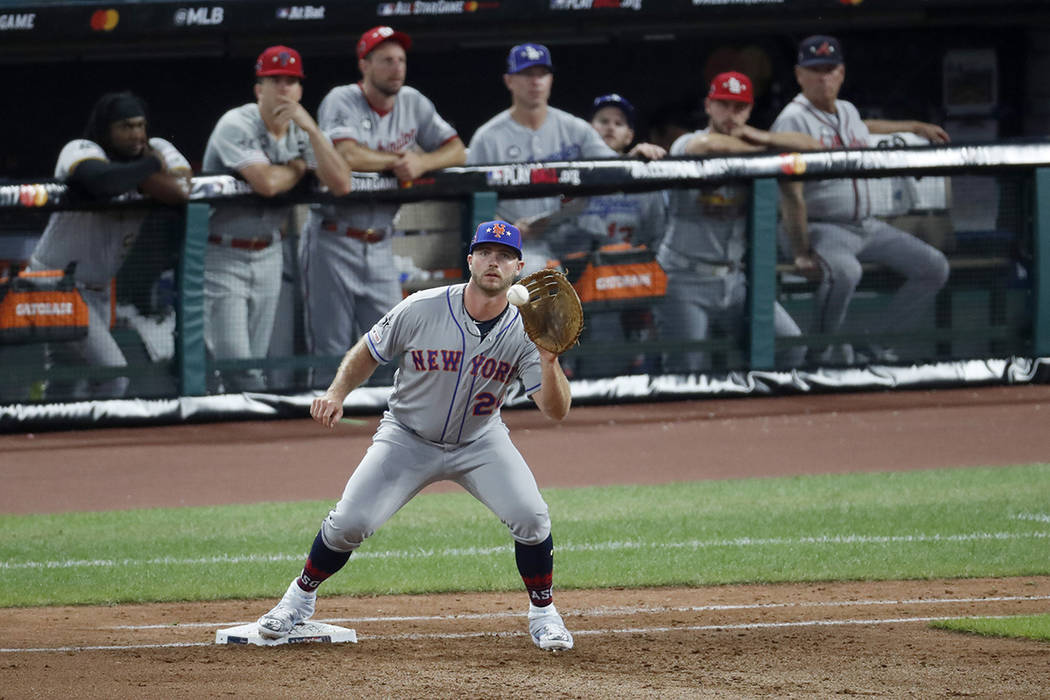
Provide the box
[215,621,357,646]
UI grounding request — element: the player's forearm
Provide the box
[418,138,466,172]
[311,137,352,196]
[685,133,762,155]
[69,156,163,198]
[326,338,379,402]
[533,357,571,421]
[778,180,810,256]
[766,131,822,152]
[139,171,190,205]
[251,161,306,197]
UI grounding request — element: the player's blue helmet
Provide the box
[470,220,523,258]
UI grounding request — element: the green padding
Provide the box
[1034,169,1050,356]
[177,202,208,396]
[748,178,777,369]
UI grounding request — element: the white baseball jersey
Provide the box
[770,95,873,222]
[315,83,459,229]
[31,138,190,287]
[658,130,748,269]
[202,103,319,238]
[467,107,616,223]
[365,283,542,445]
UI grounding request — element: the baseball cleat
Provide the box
[257,578,316,639]
[528,603,574,651]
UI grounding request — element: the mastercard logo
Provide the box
[778,153,807,176]
[90,9,119,31]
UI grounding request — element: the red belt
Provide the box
[320,221,386,243]
[207,234,273,251]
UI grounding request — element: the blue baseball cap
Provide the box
[507,43,553,74]
[589,93,636,128]
[470,220,522,258]
[797,35,844,67]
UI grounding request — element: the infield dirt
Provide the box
[2,385,1049,697]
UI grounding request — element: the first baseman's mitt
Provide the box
[516,268,584,355]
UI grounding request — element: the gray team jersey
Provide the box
[365,283,542,445]
[564,190,668,253]
[658,130,748,268]
[316,83,459,229]
[770,94,873,222]
[467,107,616,223]
[202,103,319,239]
[31,138,190,287]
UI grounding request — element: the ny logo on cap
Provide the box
[489,223,507,238]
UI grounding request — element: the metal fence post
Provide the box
[748,178,778,370]
[177,202,208,395]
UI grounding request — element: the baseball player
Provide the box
[771,35,951,364]
[26,91,191,398]
[467,43,665,277]
[656,72,820,373]
[202,45,350,392]
[300,25,466,386]
[257,220,575,651]
[561,94,669,377]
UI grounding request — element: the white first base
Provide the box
[215,621,357,646]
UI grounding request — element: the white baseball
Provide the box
[506,284,530,306]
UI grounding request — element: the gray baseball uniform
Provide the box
[771,95,949,354]
[467,107,617,275]
[28,137,190,398]
[301,84,459,375]
[319,283,550,554]
[202,103,318,391]
[655,129,805,373]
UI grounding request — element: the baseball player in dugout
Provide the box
[257,220,575,652]
[26,91,191,398]
[467,43,666,276]
[300,25,467,387]
[772,35,951,365]
[560,93,669,378]
[657,71,819,373]
[202,45,350,393]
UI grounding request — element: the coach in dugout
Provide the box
[25,92,191,399]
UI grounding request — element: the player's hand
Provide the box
[730,124,770,146]
[392,151,426,181]
[311,393,344,429]
[537,347,560,364]
[913,122,950,144]
[272,96,315,132]
[626,142,667,160]
[794,251,824,282]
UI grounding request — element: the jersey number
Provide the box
[473,392,500,416]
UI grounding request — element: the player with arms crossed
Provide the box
[27,91,191,398]
[257,220,575,651]
[300,25,467,385]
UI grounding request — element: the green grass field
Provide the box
[932,614,1050,642]
[1,464,1048,608]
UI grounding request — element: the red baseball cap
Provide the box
[357,26,412,59]
[255,45,305,78]
[708,71,753,104]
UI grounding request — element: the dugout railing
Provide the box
[1,141,1049,427]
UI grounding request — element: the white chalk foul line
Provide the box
[3,530,1048,571]
[109,594,1050,630]
[0,614,1018,653]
